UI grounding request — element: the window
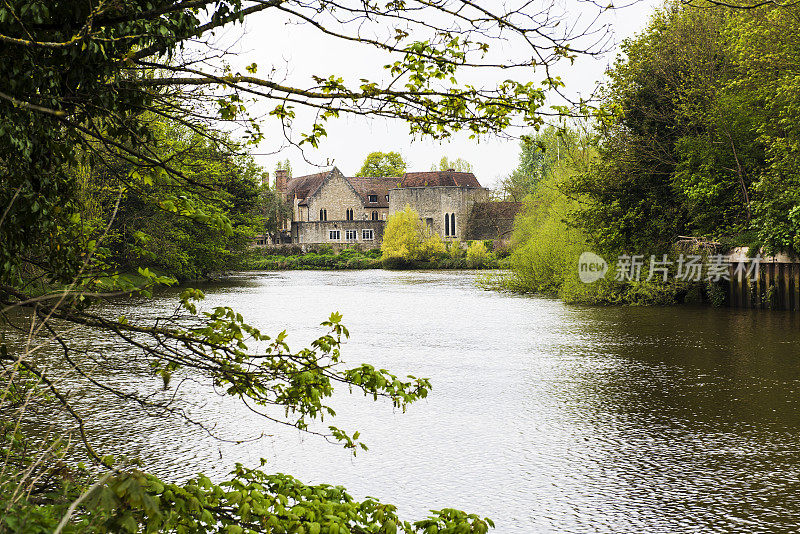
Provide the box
[385,195,389,202]
[329,230,340,240]
[345,229,357,240]
[346,208,354,221]
[362,229,374,240]
[368,194,378,203]
[444,213,456,237]
[371,210,379,220]
[319,209,327,221]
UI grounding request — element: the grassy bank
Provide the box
[245,247,382,270]
[244,243,506,271]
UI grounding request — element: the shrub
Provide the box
[381,205,446,265]
[447,239,465,259]
[466,240,491,268]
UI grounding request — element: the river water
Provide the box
[46,270,800,532]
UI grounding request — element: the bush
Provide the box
[447,239,464,259]
[381,205,447,265]
[466,241,491,268]
[245,250,380,270]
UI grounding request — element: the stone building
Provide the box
[273,166,515,247]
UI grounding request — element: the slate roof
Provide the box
[348,176,398,208]
[284,170,331,206]
[283,168,483,208]
[399,170,481,188]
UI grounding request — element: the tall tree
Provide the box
[355,151,407,177]
[432,156,473,172]
[567,4,738,254]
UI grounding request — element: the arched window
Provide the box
[371,210,379,220]
[450,213,456,236]
[444,213,450,236]
[346,208,354,221]
[319,209,327,221]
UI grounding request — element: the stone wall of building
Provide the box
[362,206,388,221]
[291,220,385,247]
[305,170,364,222]
[388,186,489,239]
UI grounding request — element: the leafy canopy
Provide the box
[355,151,407,178]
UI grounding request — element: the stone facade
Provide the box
[290,220,385,245]
[274,166,511,246]
[388,186,489,240]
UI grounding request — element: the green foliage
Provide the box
[247,248,382,270]
[499,126,575,201]
[80,118,266,281]
[381,206,447,266]
[432,156,473,172]
[505,170,588,295]
[448,240,465,259]
[568,2,800,256]
[465,241,491,268]
[355,151,407,177]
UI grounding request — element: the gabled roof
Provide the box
[400,170,481,188]
[464,201,523,240]
[348,176,398,208]
[468,201,523,220]
[283,168,483,208]
[284,170,331,205]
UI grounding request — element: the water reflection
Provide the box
[8,270,800,533]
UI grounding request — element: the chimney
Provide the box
[275,169,289,193]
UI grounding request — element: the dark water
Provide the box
[28,270,800,532]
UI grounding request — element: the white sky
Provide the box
[211,0,662,189]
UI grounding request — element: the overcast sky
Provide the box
[212,0,662,188]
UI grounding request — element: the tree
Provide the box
[564,1,800,256]
[1,1,612,531]
[499,126,582,201]
[355,151,407,177]
[275,159,292,176]
[432,156,473,173]
[567,3,739,254]
[381,206,446,265]
[259,183,294,241]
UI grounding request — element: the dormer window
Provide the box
[368,194,378,203]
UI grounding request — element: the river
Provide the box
[44,270,800,532]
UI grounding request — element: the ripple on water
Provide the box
[14,270,800,533]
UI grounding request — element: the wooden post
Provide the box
[794,263,800,311]
[767,262,773,309]
[755,263,762,308]
[743,265,751,308]
[782,263,790,310]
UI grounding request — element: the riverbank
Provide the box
[244,245,504,271]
